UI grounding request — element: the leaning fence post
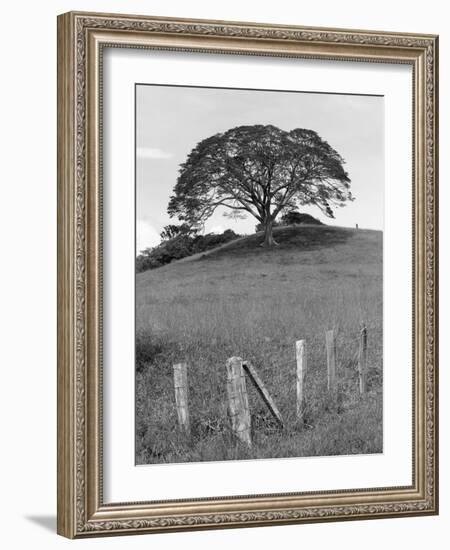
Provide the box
[226,357,251,447]
[325,330,336,391]
[243,361,284,428]
[296,340,307,421]
[358,326,368,393]
[173,363,190,435]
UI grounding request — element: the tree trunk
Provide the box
[262,218,278,247]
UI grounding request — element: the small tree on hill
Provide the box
[280,210,324,226]
[160,223,195,241]
[168,125,353,247]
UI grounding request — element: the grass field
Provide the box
[135,224,383,465]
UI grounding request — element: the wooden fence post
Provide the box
[173,363,190,435]
[226,357,251,447]
[325,330,336,391]
[358,326,368,393]
[296,340,307,421]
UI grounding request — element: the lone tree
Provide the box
[168,125,353,246]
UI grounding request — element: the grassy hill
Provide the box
[136,225,383,464]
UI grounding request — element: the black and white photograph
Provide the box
[135,83,384,465]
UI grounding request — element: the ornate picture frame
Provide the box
[57,11,438,538]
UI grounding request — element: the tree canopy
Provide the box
[168,124,353,246]
[160,223,195,241]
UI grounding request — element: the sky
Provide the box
[136,84,384,254]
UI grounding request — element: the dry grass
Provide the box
[135,225,383,464]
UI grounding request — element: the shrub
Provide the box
[280,210,323,226]
[135,330,166,373]
[136,229,240,273]
[254,211,323,233]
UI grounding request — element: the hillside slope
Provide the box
[136,225,383,465]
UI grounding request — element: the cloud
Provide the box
[137,147,173,160]
[136,220,160,254]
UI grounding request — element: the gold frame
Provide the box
[57,11,439,538]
